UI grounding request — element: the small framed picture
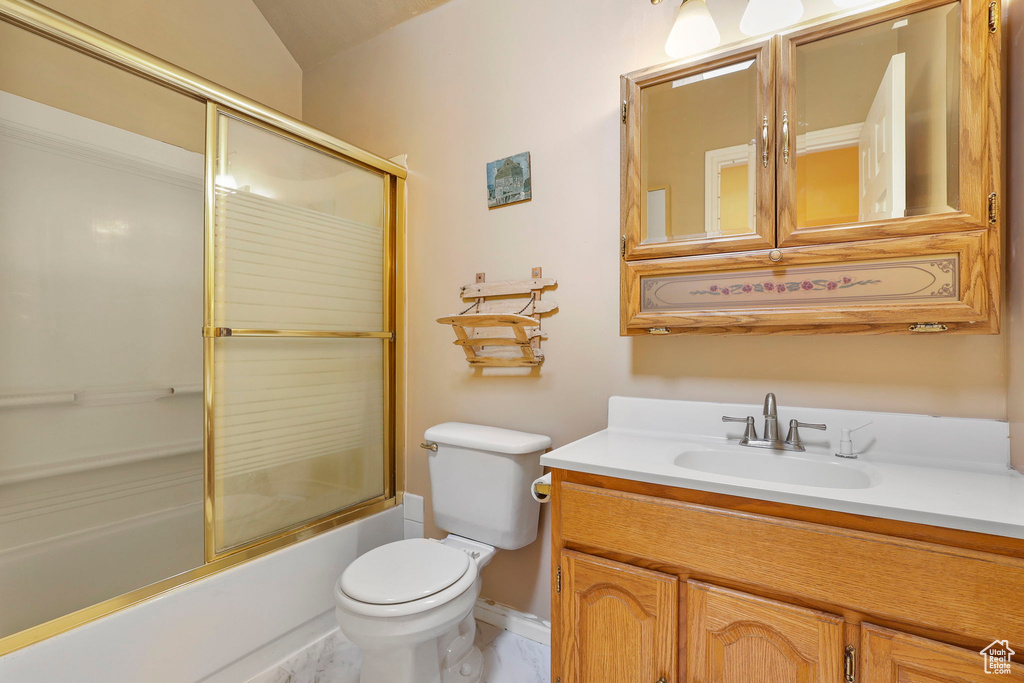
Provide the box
[486,152,531,208]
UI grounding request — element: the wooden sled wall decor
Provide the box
[437,267,557,368]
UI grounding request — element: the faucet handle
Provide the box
[723,415,757,442]
[785,419,827,450]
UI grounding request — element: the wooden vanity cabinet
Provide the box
[620,0,1002,335]
[558,551,677,683]
[551,470,1024,683]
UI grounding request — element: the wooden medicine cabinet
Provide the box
[620,0,1001,335]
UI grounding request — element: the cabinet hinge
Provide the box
[844,645,856,683]
[621,99,628,123]
[621,234,626,258]
[989,1,998,32]
[556,565,562,593]
[989,192,999,224]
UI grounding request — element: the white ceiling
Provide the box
[252,0,453,70]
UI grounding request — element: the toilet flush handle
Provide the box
[420,441,438,452]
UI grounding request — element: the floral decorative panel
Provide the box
[641,254,959,312]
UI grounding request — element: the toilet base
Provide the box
[358,612,482,683]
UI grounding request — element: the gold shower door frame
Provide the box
[0,0,406,656]
[203,104,402,562]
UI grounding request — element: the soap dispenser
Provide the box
[835,422,871,459]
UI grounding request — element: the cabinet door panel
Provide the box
[559,550,677,683]
[687,581,844,683]
[776,0,997,247]
[862,624,1024,682]
[623,40,776,261]
[621,229,992,334]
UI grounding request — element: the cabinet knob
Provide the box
[769,249,783,262]
[657,679,667,683]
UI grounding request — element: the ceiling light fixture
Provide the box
[739,0,805,37]
[663,0,722,59]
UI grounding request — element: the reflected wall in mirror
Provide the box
[0,20,205,639]
[795,3,961,227]
[640,59,758,244]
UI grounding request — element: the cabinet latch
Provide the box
[908,323,948,333]
[556,565,562,594]
[621,234,626,258]
[844,645,856,683]
[989,192,999,224]
[989,1,998,32]
[621,99,628,123]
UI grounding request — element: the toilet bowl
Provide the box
[335,536,495,683]
[335,422,550,683]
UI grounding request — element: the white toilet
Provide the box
[334,422,550,683]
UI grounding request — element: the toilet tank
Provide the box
[423,422,550,550]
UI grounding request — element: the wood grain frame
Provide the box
[621,230,992,334]
[775,0,998,248]
[621,39,776,262]
[617,0,1003,337]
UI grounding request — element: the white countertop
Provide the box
[540,396,1024,539]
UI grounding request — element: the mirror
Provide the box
[795,3,961,227]
[640,59,759,244]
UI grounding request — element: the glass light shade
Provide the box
[833,0,874,6]
[665,0,722,59]
[739,0,805,36]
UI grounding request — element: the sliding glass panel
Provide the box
[0,21,204,639]
[211,338,385,552]
[210,110,392,554]
[214,113,387,332]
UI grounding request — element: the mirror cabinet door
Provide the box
[624,41,775,260]
[777,0,993,246]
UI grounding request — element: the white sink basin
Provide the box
[674,449,874,489]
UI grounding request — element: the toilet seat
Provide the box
[341,538,470,605]
[337,539,480,618]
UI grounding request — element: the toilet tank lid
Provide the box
[424,422,551,454]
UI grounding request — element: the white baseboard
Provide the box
[474,598,551,646]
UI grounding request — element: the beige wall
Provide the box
[37,0,302,119]
[0,0,300,154]
[303,0,1014,619]
[1007,0,1024,471]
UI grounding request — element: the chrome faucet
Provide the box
[722,393,826,452]
[762,392,779,443]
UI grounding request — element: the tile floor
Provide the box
[248,619,550,683]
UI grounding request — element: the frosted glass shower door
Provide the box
[207,108,393,556]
